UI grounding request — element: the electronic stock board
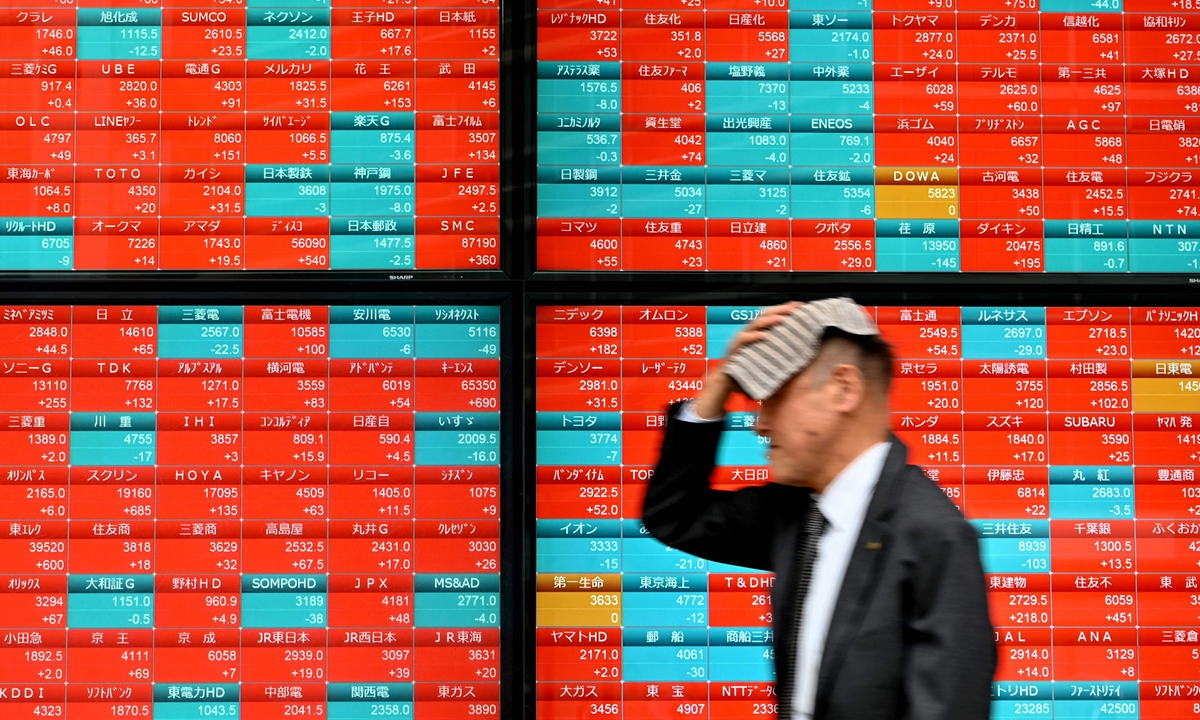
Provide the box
[7,0,1200,713]
[535,0,1200,273]
[0,304,503,719]
[537,303,1200,719]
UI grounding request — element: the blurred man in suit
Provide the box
[642,298,995,720]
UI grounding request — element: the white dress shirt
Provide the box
[792,441,888,720]
[676,401,889,720]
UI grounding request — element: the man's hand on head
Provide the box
[692,301,803,420]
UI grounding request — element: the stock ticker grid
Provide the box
[0,305,502,719]
[0,0,499,271]
[535,0,1200,272]
[537,304,1200,719]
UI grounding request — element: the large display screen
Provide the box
[536,303,1199,718]
[535,4,1196,273]
[0,4,499,271]
[0,304,501,718]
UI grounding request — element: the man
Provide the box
[642,298,995,720]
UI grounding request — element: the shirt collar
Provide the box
[812,441,891,532]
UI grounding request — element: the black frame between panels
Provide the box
[3,0,1200,714]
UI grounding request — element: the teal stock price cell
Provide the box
[158,305,245,359]
[0,218,74,270]
[706,169,791,220]
[537,166,622,219]
[961,306,1047,360]
[537,116,624,166]
[67,575,155,629]
[537,61,622,113]
[708,631,775,682]
[245,165,331,217]
[619,167,707,220]
[245,10,331,60]
[537,519,623,574]
[327,684,413,720]
[414,574,500,627]
[240,575,328,628]
[76,9,161,61]
[330,113,415,164]
[1128,221,1200,273]
[704,121,791,167]
[328,220,416,269]
[704,64,792,116]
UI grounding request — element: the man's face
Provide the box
[755,366,842,488]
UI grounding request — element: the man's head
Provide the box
[721,299,893,490]
[755,331,893,488]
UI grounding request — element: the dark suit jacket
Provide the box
[642,403,996,720]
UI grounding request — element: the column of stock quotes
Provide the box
[0,0,499,270]
[537,304,1200,719]
[535,0,1199,272]
[0,305,501,719]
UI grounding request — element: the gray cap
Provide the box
[722,298,880,400]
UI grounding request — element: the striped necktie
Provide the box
[780,501,829,719]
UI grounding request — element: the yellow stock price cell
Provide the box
[1132,360,1200,412]
[875,167,959,219]
[536,573,623,627]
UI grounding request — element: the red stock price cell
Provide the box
[327,574,414,628]
[328,630,416,682]
[707,220,792,271]
[709,574,775,626]
[1051,574,1138,627]
[411,629,500,683]
[792,221,876,272]
[622,413,670,465]
[412,682,499,720]
[994,628,1054,682]
[155,521,241,575]
[157,414,244,465]
[536,628,622,682]
[153,576,242,629]
[155,468,242,520]
[622,64,705,115]
[152,629,241,683]
[66,629,154,684]
[1053,628,1139,682]
[413,466,501,520]
[0,576,68,630]
[329,416,414,465]
[328,520,413,573]
[329,467,414,519]
[625,683,711,720]
[413,519,499,573]
[0,634,67,683]
[241,630,329,683]
[965,468,1050,520]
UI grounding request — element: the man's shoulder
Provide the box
[746,481,810,519]
[889,463,974,539]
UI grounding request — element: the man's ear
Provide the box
[829,363,867,412]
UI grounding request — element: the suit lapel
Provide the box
[812,437,908,717]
